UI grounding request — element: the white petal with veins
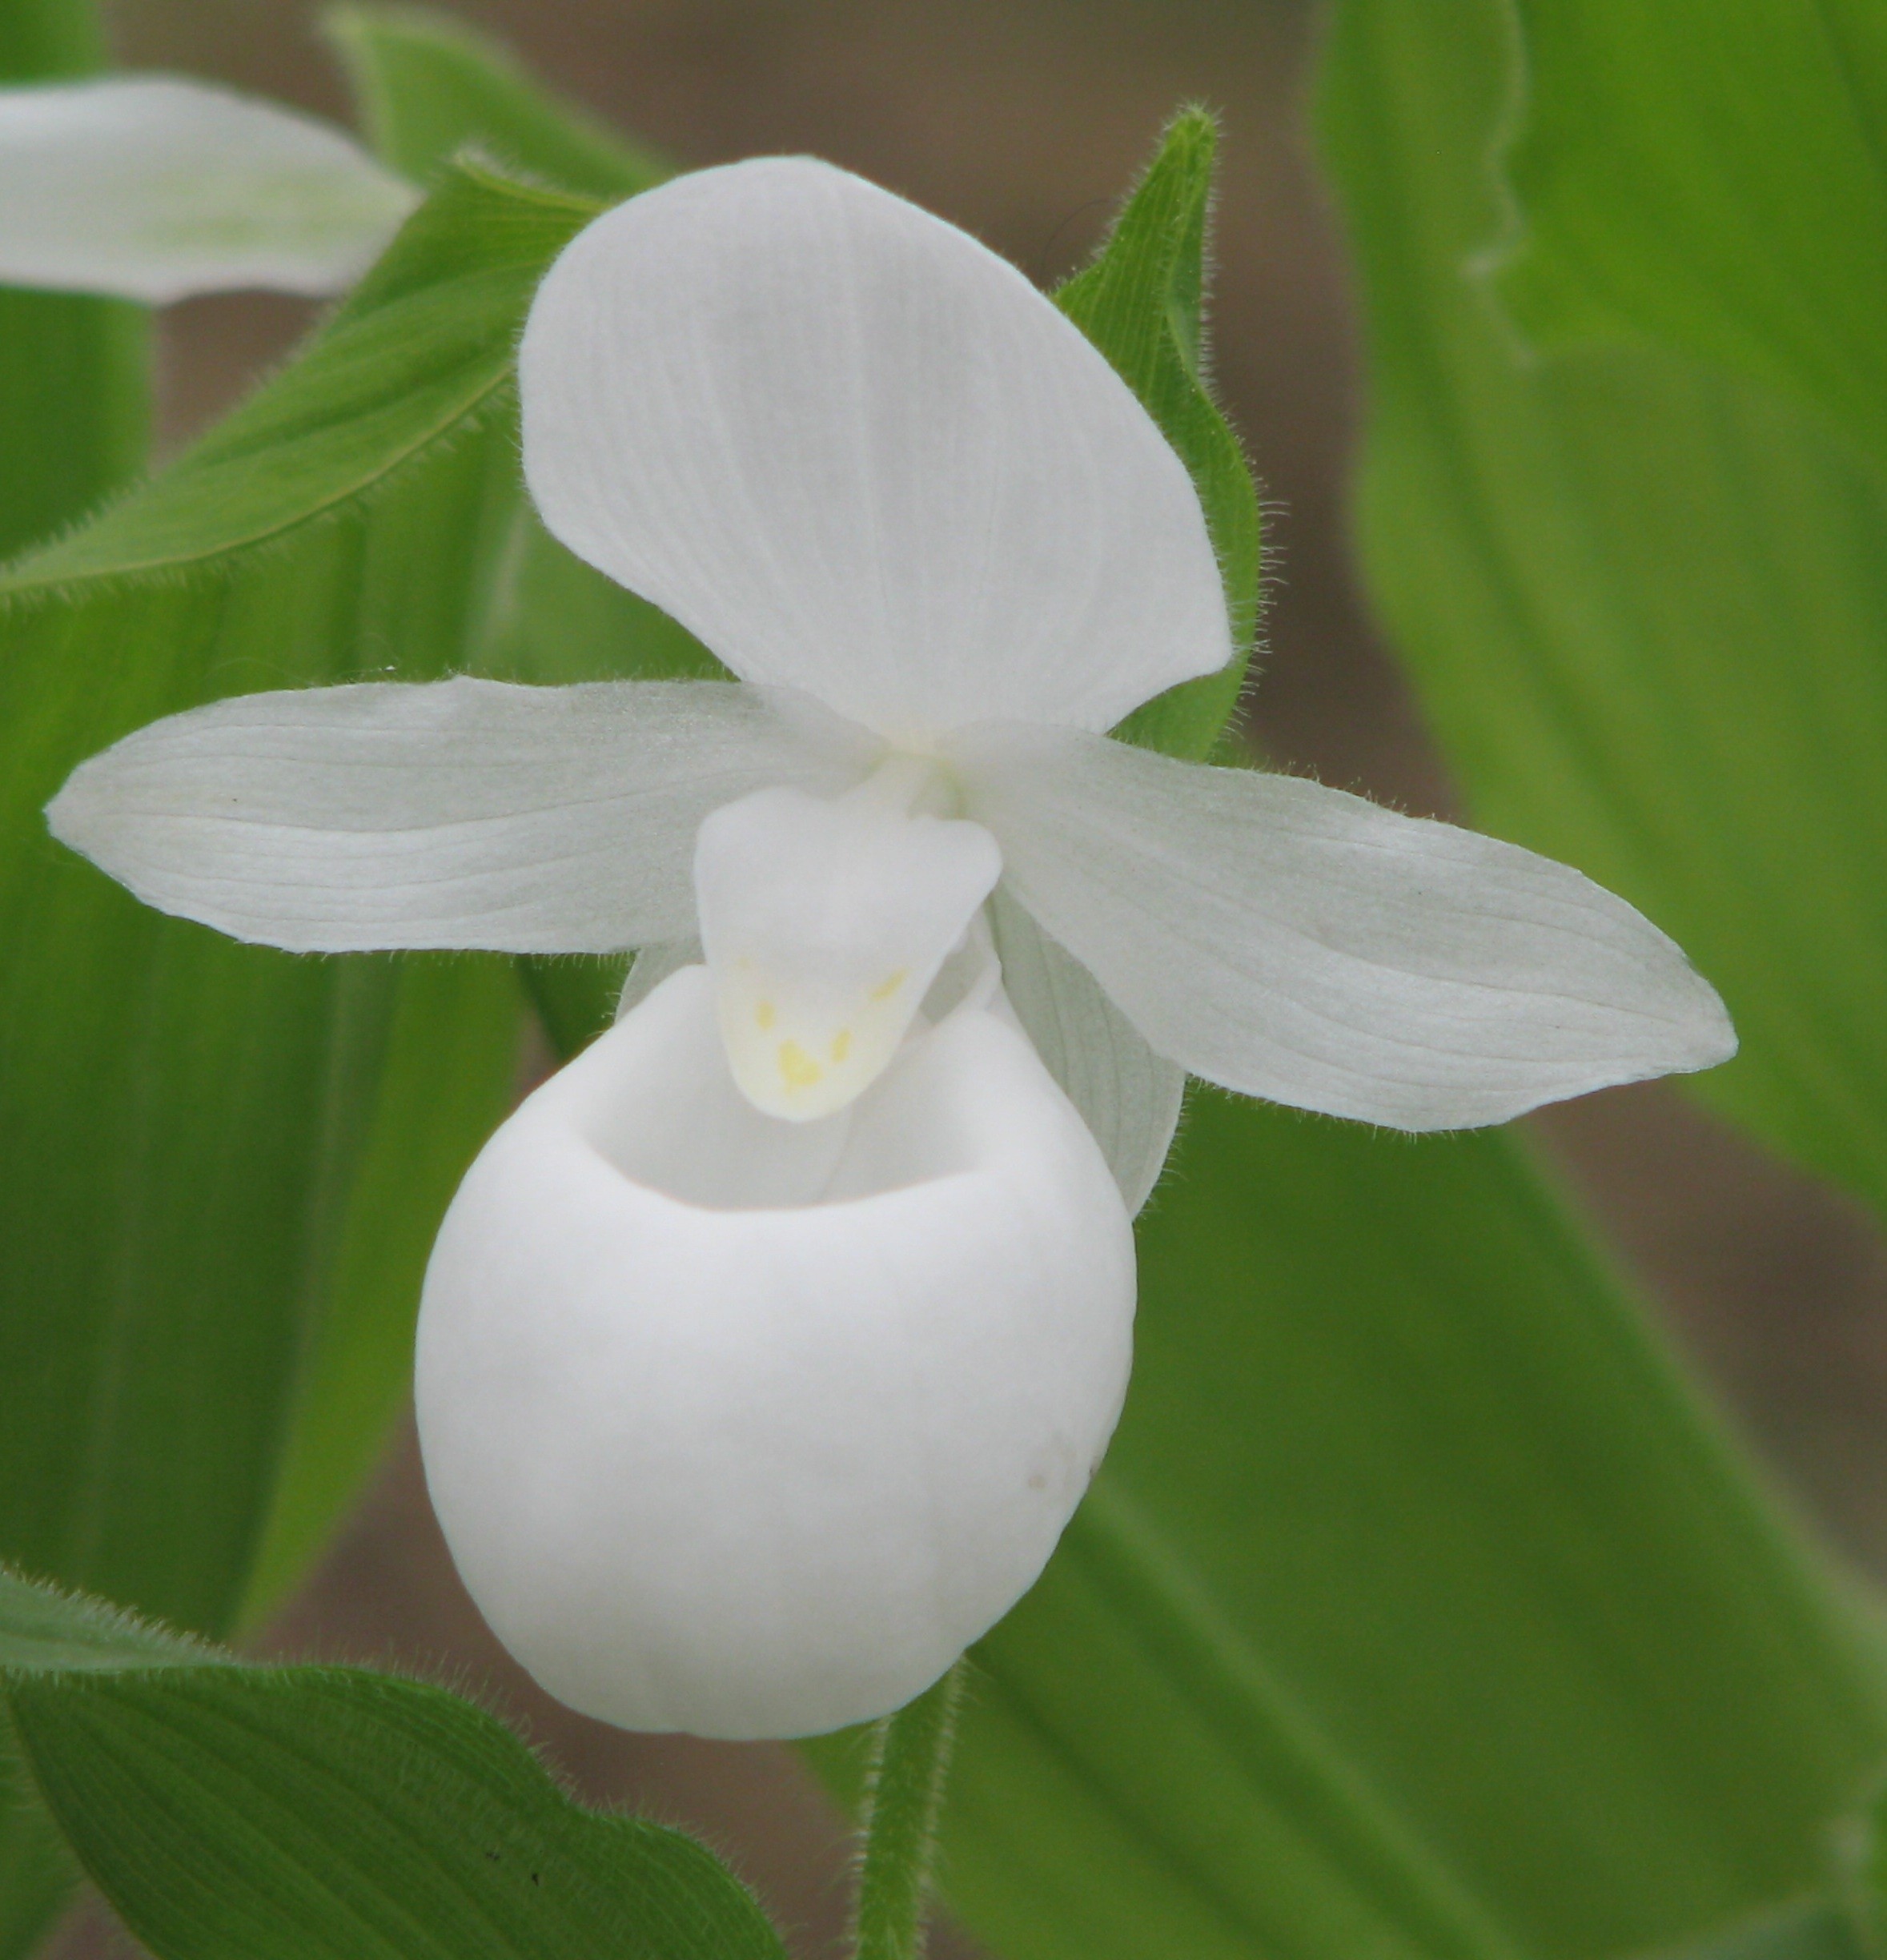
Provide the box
[990,887,1186,1214]
[47,677,872,952]
[958,723,1736,1131]
[0,77,418,302]
[415,963,1134,1738]
[520,155,1229,741]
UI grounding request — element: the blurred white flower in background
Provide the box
[0,74,416,301]
[45,155,1734,1736]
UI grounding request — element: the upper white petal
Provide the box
[47,677,870,953]
[955,725,1736,1131]
[415,963,1135,1738]
[0,77,419,302]
[519,155,1229,741]
[989,887,1185,1215]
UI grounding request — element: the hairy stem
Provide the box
[849,1660,969,1960]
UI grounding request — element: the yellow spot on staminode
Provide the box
[754,1000,777,1030]
[830,1030,852,1065]
[777,1041,821,1090]
[869,968,909,1003]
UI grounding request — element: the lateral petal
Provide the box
[519,156,1228,742]
[990,887,1185,1214]
[957,725,1736,1131]
[0,77,418,302]
[47,677,869,953]
[415,964,1135,1738]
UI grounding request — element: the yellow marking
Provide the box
[777,1040,822,1090]
[869,968,909,1003]
[754,999,777,1030]
[830,1030,853,1065]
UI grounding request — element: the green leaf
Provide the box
[326,2,662,199]
[0,1563,199,1954]
[1837,1775,1887,1959]
[0,1811,70,1960]
[0,288,144,564]
[0,169,611,1662]
[1315,0,1887,1219]
[323,7,705,718]
[0,1570,202,1675]
[328,6,724,1057]
[238,949,525,1617]
[0,3,157,1943]
[1,167,598,600]
[933,1097,1887,1960]
[0,1572,788,1960]
[1056,107,1262,762]
[512,949,626,1058]
[1490,2,1887,478]
[0,0,102,70]
[0,0,148,563]
[1678,1902,1873,1960]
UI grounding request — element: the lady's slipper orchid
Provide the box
[0,75,416,301]
[47,157,1734,1737]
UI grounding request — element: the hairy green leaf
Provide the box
[1058,107,1262,762]
[1492,2,1887,479]
[0,1572,786,1960]
[1318,0,1887,1220]
[0,1570,202,1675]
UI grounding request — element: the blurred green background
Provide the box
[34,1,1887,1953]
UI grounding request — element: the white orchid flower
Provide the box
[0,74,416,301]
[47,157,1734,1739]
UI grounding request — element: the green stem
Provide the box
[849,1660,968,1960]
